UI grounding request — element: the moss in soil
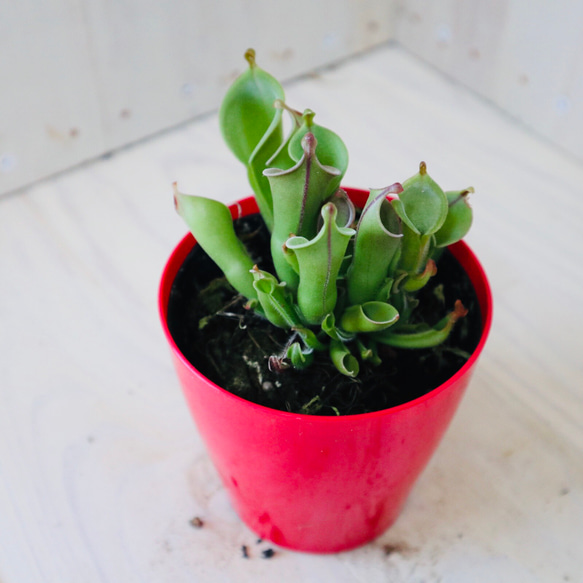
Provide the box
[167,214,482,416]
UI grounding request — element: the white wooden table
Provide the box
[1,44,582,583]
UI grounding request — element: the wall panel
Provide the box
[395,0,583,162]
[0,0,397,195]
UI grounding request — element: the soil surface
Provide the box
[167,214,482,416]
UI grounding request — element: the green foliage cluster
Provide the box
[174,49,473,377]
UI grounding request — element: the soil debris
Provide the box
[382,542,415,556]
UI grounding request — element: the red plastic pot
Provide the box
[159,188,492,553]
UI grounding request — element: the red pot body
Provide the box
[159,189,493,553]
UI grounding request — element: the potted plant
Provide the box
[159,49,492,553]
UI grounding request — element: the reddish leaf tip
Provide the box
[452,299,469,322]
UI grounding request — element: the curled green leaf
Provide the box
[392,162,448,236]
[173,185,256,300]
[266,100,304,169]
[346,184,403,305]
[250,266,300,328]
[356,338,382,366]
[285,203,355,325]
[321,312,355,342]
[287,342,314,369]
[219,49,285,166]
[288,108,349,194]
[340,301,399,334]
[218,51,287,229]
[434,188,474,248]
[330,339,359,377]
[264,133,342,289]
[246,106,284,230]
[376,277,395,302]
[248,101,308,230]
[376,300,468,349]
[321,188,356,230]
[395,223,433,276]
[402,259,437,292]
[293,326,326,351]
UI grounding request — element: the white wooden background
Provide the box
[1,43,582,582]
[3,1,583,196]
[0,0,396,196]
[395,0,583,163]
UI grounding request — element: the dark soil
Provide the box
[167,214,482,416]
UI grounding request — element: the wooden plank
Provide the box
[0,0,396,196]
[0,1,104,195]
[395,0,583,161]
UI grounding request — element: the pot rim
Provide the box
[159,191,493,423]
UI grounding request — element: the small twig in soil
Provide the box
[266,332,282,345]
[217,311,246,321]
[205,352,222,377]
[246,328,262,350]
[238,224,264,243]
